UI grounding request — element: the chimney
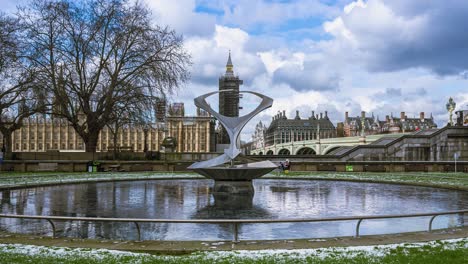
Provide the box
[400,112,405,120]
[295,110,300,120]
[345,111,349,120]
[420,112,425,120]
[386,115,390,122]
[320,113,323,119]
[325,111,328,118]
[312,111,315,119]
[282,110,286,118]
[361,111,366,118]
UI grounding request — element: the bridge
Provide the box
[250,133,407,155]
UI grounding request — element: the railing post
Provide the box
[355,219,363,237]
[46,219,56,238]
[134,222,141,241]
[428,215,438,232]
[232,223,239,243]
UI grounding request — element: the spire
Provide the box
[225,50,234,76]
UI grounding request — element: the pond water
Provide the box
[0,179,466,240]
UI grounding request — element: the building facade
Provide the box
[343,111,437,137]
[218,52,243,144]
[0,104,216,153]
[251,121,267,150]
[263,110,336,147]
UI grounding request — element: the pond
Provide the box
[0,178,466,240]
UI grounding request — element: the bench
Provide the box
[107,165,122,172]
[37,163,58,172]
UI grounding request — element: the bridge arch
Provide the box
[258,152,263,155]
[278,148,291,155]
[323,146,341,155]
[296,147,316,155]
[266,150,274,155]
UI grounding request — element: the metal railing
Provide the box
[0,210,466,242]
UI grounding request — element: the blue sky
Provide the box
[3,0,468,140]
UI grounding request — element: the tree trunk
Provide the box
[113,128,119,160]
[84,131,100,153]
[1,129,13,159]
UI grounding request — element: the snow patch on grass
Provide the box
[0,238,466,261]
[0,243,149,259]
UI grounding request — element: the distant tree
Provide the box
[19,0,190,152]
[0,14,42,156]
[106,95,151,159]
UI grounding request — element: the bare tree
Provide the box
[106,96,149,159]
[20,0,190,152]
[0,14,41,156]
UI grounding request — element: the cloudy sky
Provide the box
[3,0,468,141]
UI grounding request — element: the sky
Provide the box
[3,0,468,141]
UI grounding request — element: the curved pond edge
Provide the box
[263,175,468,192]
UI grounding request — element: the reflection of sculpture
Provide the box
[188,90,277,180]
[446,97,456,126]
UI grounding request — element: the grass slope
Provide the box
[0,239,467,264]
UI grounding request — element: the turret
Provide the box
[225,50,234,76]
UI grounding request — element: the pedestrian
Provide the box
[284,159,290,174]
[279,161,284,171]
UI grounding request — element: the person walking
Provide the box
[284,159,290,174]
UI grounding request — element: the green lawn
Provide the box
[0,239,467,264]
[0,171,202,189]
[0,171,466,190]
[268,171,468,190]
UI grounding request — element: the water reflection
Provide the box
[0,179,467,240]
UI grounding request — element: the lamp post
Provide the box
[446,97,456,126]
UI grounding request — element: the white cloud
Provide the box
[184,25,264,85]
[257,51,305,75]
[344,0,367,14]
[146,0,216,36]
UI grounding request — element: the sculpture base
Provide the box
[190,160,277,181]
